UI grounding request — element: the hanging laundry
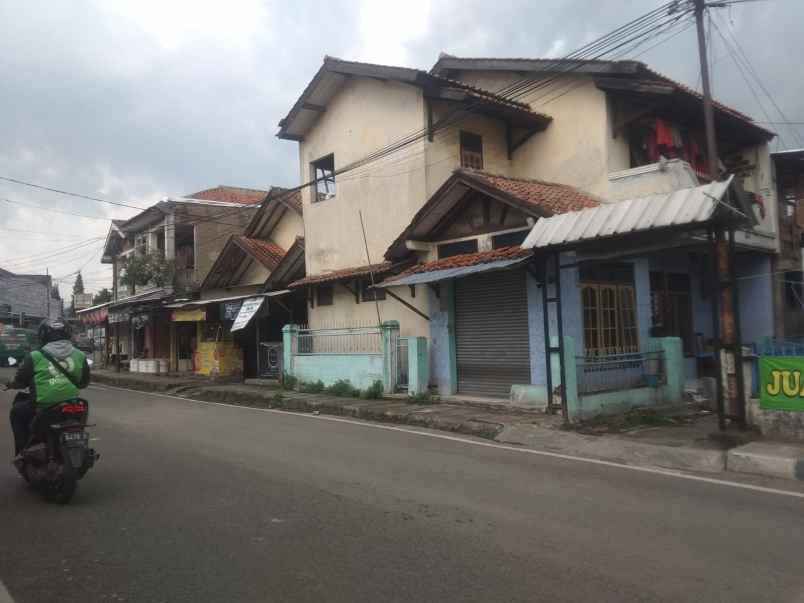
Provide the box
[655,118,674,148]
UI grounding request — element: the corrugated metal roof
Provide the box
[522,176,734,250]
[378,256,529,287]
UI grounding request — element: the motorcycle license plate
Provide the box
[62,431,87,443]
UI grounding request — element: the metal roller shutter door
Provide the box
[454,269,531,398]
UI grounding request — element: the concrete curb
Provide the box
[496,424,727,474]
[727,442,804,480]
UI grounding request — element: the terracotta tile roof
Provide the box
[288,261,397,288]
[235,236,286,270]
[187,186,268,205]
[382,246,531,285]
[462,169,601,214]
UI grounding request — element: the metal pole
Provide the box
[694,0,720,180]
[541,259,553,413]
[709,229,725,430]
[728,228,747,427]
[554,253,569,423]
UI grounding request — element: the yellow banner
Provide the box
[171,308,206,322]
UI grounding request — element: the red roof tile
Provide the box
[288,261,396,288]
[382,246,530,285]
[462,169,600,214]
[235,236,286,270]
[187,186,268,205]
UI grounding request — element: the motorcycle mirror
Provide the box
[87,358,94,367]
[7,357,17,367]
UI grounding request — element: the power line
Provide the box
[0,176,149,211]
[1,197,125,221]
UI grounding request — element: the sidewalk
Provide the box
[91,369,804,480]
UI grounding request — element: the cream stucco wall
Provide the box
[308,281,431,339]
[299,77,428,276]
[452,71,612,197]
[270,208,304,251]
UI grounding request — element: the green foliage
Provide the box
[326,379,360,398]
[119,252,175,290]
[281,373,298,390]
[73,272,84,295]
[272,391,285,405]
[300,380,325,394]
[92,288,113,305]
[361,380,384,400]
[409,391,434,404]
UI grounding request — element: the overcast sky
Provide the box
[1,0,801,296]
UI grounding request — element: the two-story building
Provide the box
[101,186,265,373]
[276,54,779,409]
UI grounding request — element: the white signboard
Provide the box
[230,297,264,331]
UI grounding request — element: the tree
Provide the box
[119,252,175,292]
[73,272,84,295]
[92,288,113,305]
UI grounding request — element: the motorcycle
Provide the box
[3,357,100,504]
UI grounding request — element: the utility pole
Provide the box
[694,0,719,180]
[693,0,746,428]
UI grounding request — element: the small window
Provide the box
[311,154,336,203]
[317,284,334,306]
[460,131,483,170]
[360,280,386,302]
[437,239,478,259]
[492,230,528,249]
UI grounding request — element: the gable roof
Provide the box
[385,168,600,259]
[277,56,551,141]
[265,236,306,290]
[243,187,303,238]
[186,186,269,206]
[430,55,773,143]
[201,234,286,290]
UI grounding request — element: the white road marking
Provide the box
[89,383,804,500]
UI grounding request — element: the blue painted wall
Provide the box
[737,253,774,346]
[429,282,455,395]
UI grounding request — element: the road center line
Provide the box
[89,383,804,500]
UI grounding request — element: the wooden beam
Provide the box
[385,288,430,321]
[301,102,326,112]
[509,128,538,155]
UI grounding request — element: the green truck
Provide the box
[0,325,36,367]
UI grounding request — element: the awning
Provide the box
[378,256,529,287]
[522,176,739,251]
[163,290,290,309]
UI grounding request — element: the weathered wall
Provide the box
[298,77,427,275]
[737,253,775,345]
[271,208,304,251]
[734,144,779,252]
[452,71,612,197]
[188,205,257,286]
[307,281,430,339]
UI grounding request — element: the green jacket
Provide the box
[9,340,91,408]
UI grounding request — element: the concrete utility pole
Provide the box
[694,0,719,181]
[694,0,746,427]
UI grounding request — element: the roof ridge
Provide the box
[460,168,592,191]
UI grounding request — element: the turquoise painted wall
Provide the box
[429,281,456,395]
[292,354,384,390]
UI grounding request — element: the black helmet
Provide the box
[38,319,71,345]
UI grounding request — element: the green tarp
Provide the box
[760,356,804,412]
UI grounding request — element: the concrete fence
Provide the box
[554,336,684,422]
[283,322,429,395]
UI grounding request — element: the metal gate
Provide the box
[397,336,409,391]
[259,341,283,378]
[454,270,530,398]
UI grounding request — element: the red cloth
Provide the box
[655,118,675,148]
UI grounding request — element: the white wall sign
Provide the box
[230,297,264,331]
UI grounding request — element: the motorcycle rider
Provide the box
[5,320,91,456]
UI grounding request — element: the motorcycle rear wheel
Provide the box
[44,452,77,504]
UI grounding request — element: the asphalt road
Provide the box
[0,371,803,602]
